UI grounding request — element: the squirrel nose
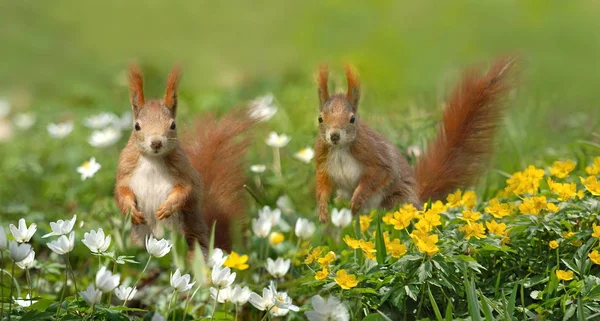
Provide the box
[330,132,340,143]
[151,140,163,149]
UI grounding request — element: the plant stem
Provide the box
[25,269,33,306]
[166,290,176,321]
[273,147,282,178]
[7,261,15,321]
[56,257,69,318]
[260,306,273,321]
[210,289,220,321]
[1,251,4,318]
[181,292,190,321]
[234,304,238,321]
[66,253,79,298]
[123,256,152,307]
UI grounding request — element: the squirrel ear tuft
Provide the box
[164,66,182,114]
[316,64,329,109]
[128,64,145,116]
[344,64,360,111]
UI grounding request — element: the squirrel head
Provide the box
[316,64,361,147]
[127,64,181,157]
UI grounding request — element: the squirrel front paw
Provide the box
[156,203,175,220]
[317,203,329,223]
[130,207,146,225]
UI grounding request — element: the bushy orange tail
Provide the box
[183,110,255,250]
[415,57,516,202]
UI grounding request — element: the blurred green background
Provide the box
[0,0,599,221]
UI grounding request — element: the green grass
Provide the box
[1,1,600,320]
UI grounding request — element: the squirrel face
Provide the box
[316,64,361,147]
[318,96,358,146]
[127,65,181,157]
[132,102,178,156]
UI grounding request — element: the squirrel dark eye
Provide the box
[350,115,356,124]
[318,116,323,124]
[134,122,141,131]
[170,121,176,130]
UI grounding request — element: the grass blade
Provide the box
[427,284,444,321]
[375,211,387,264]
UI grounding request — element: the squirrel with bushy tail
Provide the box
[114,65,254,254]
[315,57,516,221]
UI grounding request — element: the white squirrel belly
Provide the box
[326,147,362,198]
[129,156,177,238]
[326,147,384,211]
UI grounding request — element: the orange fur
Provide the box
[415,57,515,201]
[317,65,330,106]
[344,64,360,108]
[128,64,145,112]
[164,66,181,111]
[183,111,255,250]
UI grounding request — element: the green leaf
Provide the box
[363,313,387,321]
[375,212,387,264]
[405,284,419,301]
[507,283,518,320]
[564,305,577,321]
[418,261,433,282]
[428,284,444,321]
[445,300,454,321]
[465,277,483,321]
[478,291,495,321]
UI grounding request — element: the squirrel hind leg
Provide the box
[180,209,210,255]
[380,190,421,211]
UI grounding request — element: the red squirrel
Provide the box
[114,65,254,252]
[315,58,515,221]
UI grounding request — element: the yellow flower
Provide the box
[411,232,440,256]
[519,196,548,215]
[592,224,600,239]
[269,232,285,245]
[315,267,329,280]
[359,240,377,260]
[555,269,574,281]
[446,189,463,208]
[459,210,482,223]
[549,160,576,178]
[223,251,249,270]
[462,191,477,209]
[585,157,600,175]
[317,251,336,267]
[382,212,394,225]
[484,198,513,219]
[549,240,559,249]
[343,235,360,250]
[562,231,574,239]
[589,250,600,265]
[485,220,507,235]
[304,246,326,264]
[386,238,407,258]
[546,203,559,213]
[429,200,448,212]
[547,178,577,201]
[359,214,372,233]
[335,270,359,290]
[389,208,414,230]
[414,208,442,232]
[459,222,487,240]
[505,165,545,195]
[581,176,600,196]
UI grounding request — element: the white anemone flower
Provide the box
[80,285,102,306]
[331,208,352,228]
[208,248,228,268]
[145,235,172,258]
[248,93,278,122]
[252,218,272,238]
[249,286,275,311]
[47,122,73,139]
[81,228,111,253]
[295,218,316,240]
[258,206,281,226]
[211,265,236,290]
[265,132,291,148]
[9,241,32,262]
[14,294,37,307]
[230,285,252,305]
[250,164,266,173]
[46,232,75,255]
[305,295,350,321]
[96,266,120,292]
[84,112,120,129]
[210,286,232,303]
[269,281,299,312]
[16,250,35,270]
[0,226,7,249]
[42,214,77,238]
[114,285,137,301]
[170,269,195,292]
[13,113,36,130]
[77,157,101,181]
[9,218,37,243]
[294,147,315,164]
[266,257,291,278]
[88,127,122,148]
